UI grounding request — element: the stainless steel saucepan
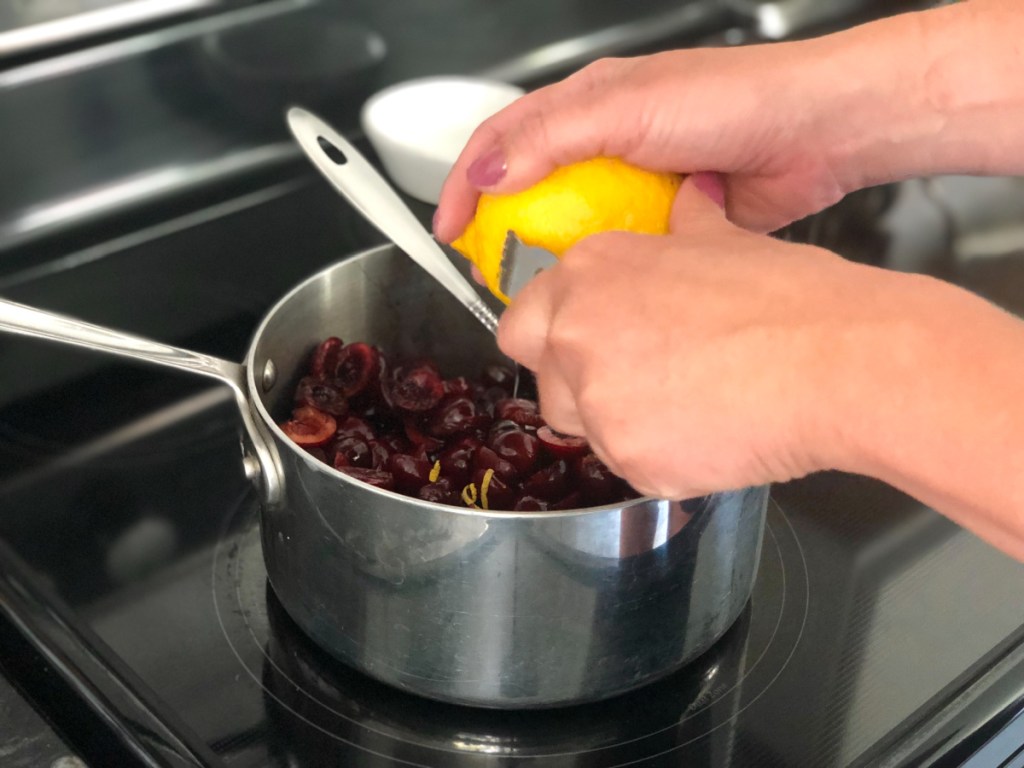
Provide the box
[0,245,767,708]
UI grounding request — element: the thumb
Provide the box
[669,172,728,234]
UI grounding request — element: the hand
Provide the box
[496,176,900,499]
[437,1,1024,247]
[435,44,848,242]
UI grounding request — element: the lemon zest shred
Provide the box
[461,482,480,509]
[429,460,441,483]
[479,468,495,511]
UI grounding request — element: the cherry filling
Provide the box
[277,337,639,510]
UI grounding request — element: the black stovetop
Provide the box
[3,2,1024,766]
[3,172,1024,767]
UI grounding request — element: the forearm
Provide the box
[804,0,1024,193]
[833,271,1024,561]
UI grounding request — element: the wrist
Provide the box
[798,0,1024,194]
[826,271,1024,550]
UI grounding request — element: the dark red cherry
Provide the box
[551,491,584,510]
[387,453,433,494]
[514,495,549,511]
[474,446,517,484]
[523,459,570,500]
[409,442,435,464]
[404,416,444,453]
[419,478,460,505]
[443,376,475,397]
[482,363,516,392]
[334,343,382,398]
[382,434,411,455]
[438,437,480,487]
[294,376,349,416]
[578,453,618,504]
[386,365,445,412]
[338,466,394,490]
[473,467,514,510]
[332,435,372,468]
[495,398,544,428]
[281,406,336,447]
[367,439,392,469]
[478,386,509,413]
[429,396,489,437]
[304,446,327,463]
[336,415,375,442]
[489,428,540,475]
[537,426,589,458]
[309,337,343,379]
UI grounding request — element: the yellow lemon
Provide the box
[451,157,682,303]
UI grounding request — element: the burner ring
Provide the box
[212,499,808,766]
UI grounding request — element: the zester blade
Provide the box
[499,232,559,300]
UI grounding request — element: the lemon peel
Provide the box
[479,468,495,511]
[461,482,479,509]
[451,157,681,303]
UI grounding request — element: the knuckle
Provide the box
[545,316,584,356]
[573,57,621,86]
[516,110,555,150]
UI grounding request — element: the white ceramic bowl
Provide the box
[360,76,524,204]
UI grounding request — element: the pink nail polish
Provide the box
[467,148,507,188]
[692,171,726,209]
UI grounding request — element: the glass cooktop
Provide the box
[3,176,1024,767]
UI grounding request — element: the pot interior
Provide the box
[248,244,507,422]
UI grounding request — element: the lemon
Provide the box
[451,157,682,303]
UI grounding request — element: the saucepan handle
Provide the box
[0,298,284,507]
[286,107,500,334]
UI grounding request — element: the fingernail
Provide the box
[692,171,726,209]
[467,148,507,188]
[431,208,442,237]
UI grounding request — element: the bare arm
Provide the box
[435,0,1024,240]
[497,178,1024,563]
[809,0,1024,191]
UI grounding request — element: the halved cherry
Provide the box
[429,396,489,437]
[473,446,517,484]
[387,452,433,494]
[472,467,514,510]
[495,398,544,428]
[338,466,395,490]
[489,427,540,475]
[332,435,372,468]
[334,343,382,398]
[550,491,584,510]
[577,453,618,504]
[438,437,480,486]
[309,337,343,380]
[523,459,570,501]
[336,415,375,442]
[294,376,349,416]
[403,416,444,453]
[537,426,589,458]
[367,439,392,469]
[419,478,459,505]
[513,494,549,511]
[280,406,336,447]
[304,446,327,463]
[443,376,475,397]
[386,365,444,412]
[482,363,516,392]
